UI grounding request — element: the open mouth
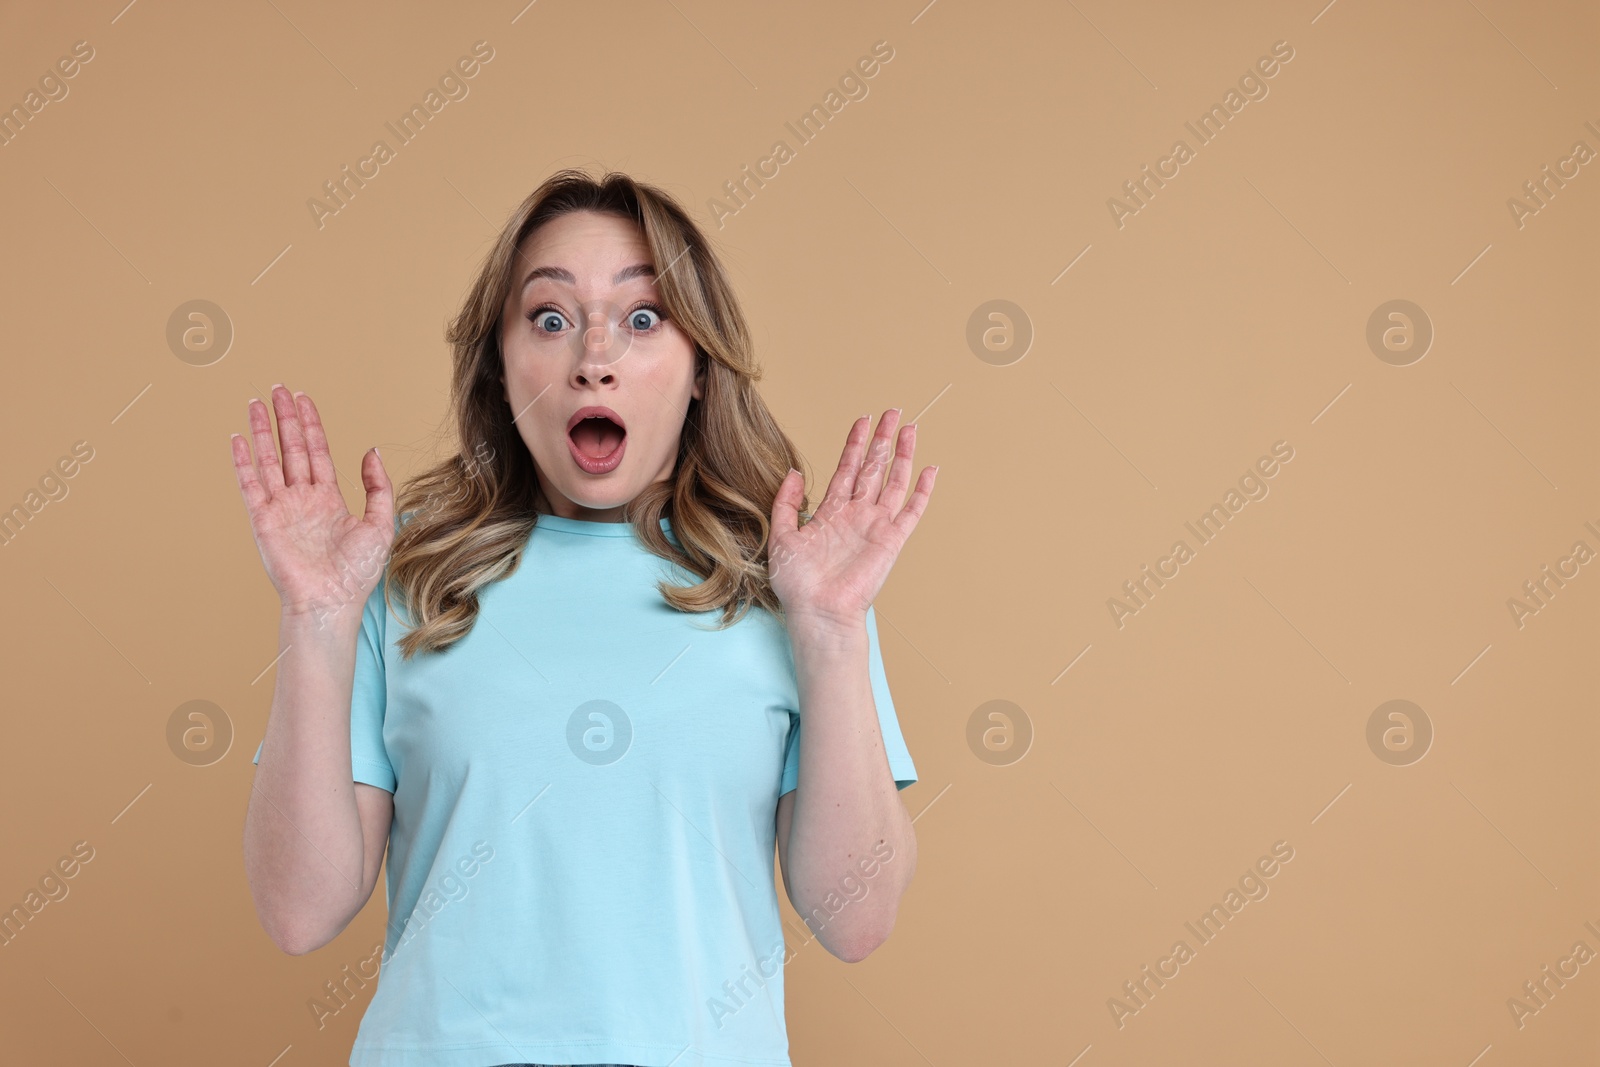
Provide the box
[567,407,627,474]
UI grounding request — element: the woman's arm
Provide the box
[232,387,397,954]
[767,408,936,962]
[244,611,391,955]
[776,614,917,963]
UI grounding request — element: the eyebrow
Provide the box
[519,262,656,292]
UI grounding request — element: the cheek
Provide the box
[504,352,563,396]
[650,350,698,396]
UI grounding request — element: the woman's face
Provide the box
[498,209,703,522]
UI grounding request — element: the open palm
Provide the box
[768,409,937,626]
[231,386,394,624]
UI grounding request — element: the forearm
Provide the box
[783,613,917,961]
[242,611,368,953]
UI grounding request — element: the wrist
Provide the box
[783,607,868,648]
[279,601,364,641]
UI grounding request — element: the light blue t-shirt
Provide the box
[252,511,917,1067]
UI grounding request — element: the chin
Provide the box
[544,467,639,510]
[564,486,634,510]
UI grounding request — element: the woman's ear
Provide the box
[691,351,706,401]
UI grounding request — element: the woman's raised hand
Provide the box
[767,408,937,630]
[230,385,395,627]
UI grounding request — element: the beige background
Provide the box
[1,0,1595,1063]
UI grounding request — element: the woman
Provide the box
[238,169,937,1067]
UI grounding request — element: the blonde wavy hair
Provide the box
[383,168,811,659]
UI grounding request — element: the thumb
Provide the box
[770,468,803,537]
[767,468,805,579]
[361,447,394,532]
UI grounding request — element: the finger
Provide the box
[248,395,284,492]
[271,385,312,486]
[360,446,394,532]
[877,422,917,511]
[891,465,937,539]
[230,432,270,513]
[294,391,338,486]
[819,414,873,513]
[850,408,901,502]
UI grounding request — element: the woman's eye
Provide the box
[528,307,569,334]
[627,306,664,333]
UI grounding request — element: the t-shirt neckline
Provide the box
[533,513,674,539]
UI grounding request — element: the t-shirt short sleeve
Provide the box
[779,602,917,798]
[250,569,398,795]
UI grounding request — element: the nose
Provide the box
[571,305,627,383]
[580,308,613,354]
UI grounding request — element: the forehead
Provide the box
[515,211,652,289]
